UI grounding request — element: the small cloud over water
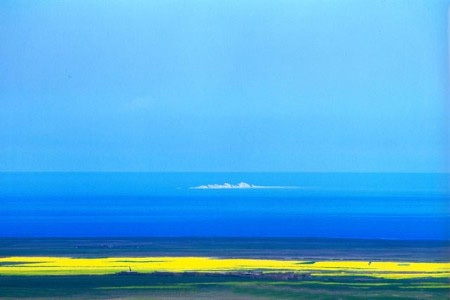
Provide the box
[189,182,299,190]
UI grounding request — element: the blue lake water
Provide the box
[0,173,448,239]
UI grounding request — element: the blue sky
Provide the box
[0,0,448,172]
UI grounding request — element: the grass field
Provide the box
[1,273,449,299]
[0,238,448,299]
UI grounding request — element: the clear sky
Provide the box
[0,0,448,172]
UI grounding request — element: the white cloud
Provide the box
[189,182,299,190]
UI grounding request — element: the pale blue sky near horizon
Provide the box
[0,0,448,172]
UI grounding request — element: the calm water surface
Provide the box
[0,173,448,239]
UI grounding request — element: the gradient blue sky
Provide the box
[0,0,448,172]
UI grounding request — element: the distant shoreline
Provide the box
[1,237,448,262]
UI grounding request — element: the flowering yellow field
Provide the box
[0,257,449,279]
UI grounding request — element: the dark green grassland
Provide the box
[1,274,449,299]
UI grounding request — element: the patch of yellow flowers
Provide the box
[0,256,448,279]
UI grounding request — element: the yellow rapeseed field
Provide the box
[0,256,449,279]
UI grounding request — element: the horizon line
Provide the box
[0,171,449,174]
